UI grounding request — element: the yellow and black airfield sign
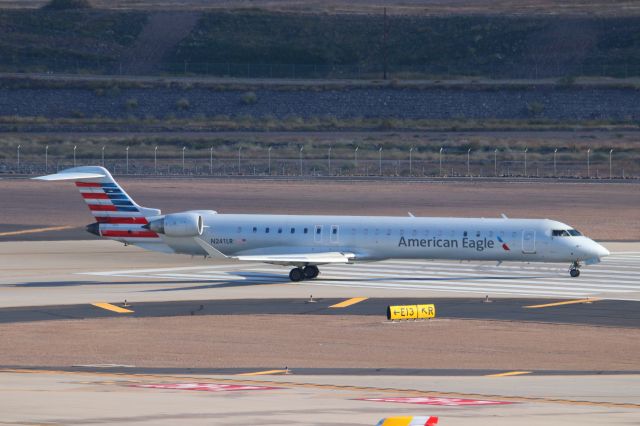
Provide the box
[387,304,436,320]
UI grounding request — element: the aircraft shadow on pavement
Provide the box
[143,271,290,292]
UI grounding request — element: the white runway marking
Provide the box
[78,253,640,299]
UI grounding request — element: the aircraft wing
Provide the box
[235,252,355,266]
[194,238,355,266]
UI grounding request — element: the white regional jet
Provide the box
[35,166,610,281]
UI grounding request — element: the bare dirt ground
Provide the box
[3,178,639,240]
[1,315,637,370]
[1,0,639,16]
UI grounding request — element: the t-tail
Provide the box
[33,166,171,252]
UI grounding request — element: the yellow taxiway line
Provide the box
[329,297,368,308]
[486,371,532,377]
[524,298,599,309]
[0,225,74,237]
[236,369,289,376]
[91,302,134,314]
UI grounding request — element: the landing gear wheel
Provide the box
[570,268,580,278]
[289,267,304,282]
[303,265,319,279]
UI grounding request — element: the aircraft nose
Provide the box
[588,241,610,258]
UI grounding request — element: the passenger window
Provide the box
[476,231,481,237]
[400,229,404,236]
[387,229,391,236]
[332,228,337,235]
[291,228,295,234]
[463,231,468,237]
[237,226,242,233]
[304,228,308,234]
[316,227,321,234]
[278,228,282,234]
[252,227,257,233]
[412,229,417,236]
[265,227,270,233]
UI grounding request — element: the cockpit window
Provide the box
[552,229,582,237]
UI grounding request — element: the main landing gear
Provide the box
[289,265,320,282]
[569,261,581,278]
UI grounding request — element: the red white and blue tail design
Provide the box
[34,166,163,243]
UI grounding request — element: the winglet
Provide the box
[408,212,415,217]
[193,237,229,259]
[501,213,508,219]
[32,171,106,181]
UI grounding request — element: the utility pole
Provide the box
[587,148,591,178]
[45,145,48,172]
[553,148,557,177]
[102,146,105,167]
[182,146,186,174]
[467,148,471,177]
[494,148,498,176]
[524,148,528,177]
[73,145,77,167]
[409,147,413,176]
[609,149,613,179]
[268,146,272,175]
[439,147,443,177]
[209,146,213,175]
[154,146,158,175]
[238,147,242,175]
[328,146,332,176]
[126,146,129,174]
[383,7,388,80]
[299,146,304,176]
[17,144,20,172]
[378,146,383,176]
[354,146,359,174]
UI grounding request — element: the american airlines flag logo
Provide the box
[497,235,510,251]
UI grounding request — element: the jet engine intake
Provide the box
[146,213,204,237]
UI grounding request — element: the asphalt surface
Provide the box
[1,297,638,327]
[2,366,637,376]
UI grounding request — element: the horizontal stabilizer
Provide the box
[32,172,106,181]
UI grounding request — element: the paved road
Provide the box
[1,297,638,327]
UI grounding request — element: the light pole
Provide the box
[182,146,186,174]
[17,144,20,172]
[328,146,332,176]
[553,148,558,177]
[378,146,383,176]
[524,148,528,177]
[268,146,272,175]
[439,147,443,177]
[209,146,213,175]
[494,148,498,176]
[467,148,471,177]
[299,146,304,176]
[609,149,613,179]
[587,148,591,178]
[154,146,158,174]
[409,147,413,176]
[45,145,48,172]
[125,146,129,174]
[354,146,359,174]
[238,147,242,175]
[73,145,77,167]
[101,146,105,167]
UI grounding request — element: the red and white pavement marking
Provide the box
[359,397,513,406]
[131,383,281,392]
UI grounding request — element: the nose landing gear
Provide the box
[289,265,320,282]
[569,262,581,278]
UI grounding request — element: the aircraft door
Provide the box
[330,225,339,243]
[314,225,323,243]
[522,229,536,254]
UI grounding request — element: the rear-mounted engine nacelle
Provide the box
[146,213,204,237]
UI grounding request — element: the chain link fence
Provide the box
[2,149,631,180]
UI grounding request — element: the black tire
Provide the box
[289,268,304,282]
[304,265,319,279]
[570,268,580,278]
